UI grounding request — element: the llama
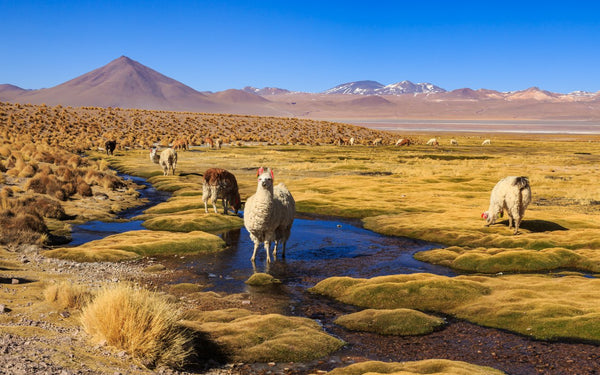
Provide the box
[450,139,458,146]
[172,138,188,151]
[373,138,383,146]
[482,139,491,145]
[105,140,116,155]
[349,137,355,146]
[215,139,223,149]
[426,138,439,146]
[149,147,177,176]
[273,183,295,258]
[205,137,215,148]
[395,138,410,146]
[243,167,293,262]
[482,176,531,235]
[202,168,241,215]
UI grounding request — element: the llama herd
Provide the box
[138,138,530,263]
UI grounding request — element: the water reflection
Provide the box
[173,215,455,294]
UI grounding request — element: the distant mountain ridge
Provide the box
[1,56,599,122]
[323,80,446,95]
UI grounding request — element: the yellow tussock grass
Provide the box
[44,281,92,310]
[80,284,192,369]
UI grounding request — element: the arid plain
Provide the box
[1,100,600,374]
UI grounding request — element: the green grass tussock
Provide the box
[327,359,506,375]
[314,273,600,343]
[334,308,445,336]
[310,274,490,311]
[44,230,225,262]
[245,273,281,286]
[182,309,344,363]
[415,246,600,274]
[142,210,243,233]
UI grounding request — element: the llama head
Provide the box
[231,192,242,214]
[257,167,274,190]
[149,147,159,163]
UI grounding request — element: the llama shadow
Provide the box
[182,329,231,372]
[511,220,569,233]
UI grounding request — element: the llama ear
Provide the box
[270,169,274,179]
[257,167,264,177]
[481,212,487,219]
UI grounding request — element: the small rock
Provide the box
[0,304,7,313]
[11,279,19,285]
[59,311,71,318]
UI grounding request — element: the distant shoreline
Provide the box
[338,119,600,134]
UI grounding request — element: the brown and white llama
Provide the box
[202,168,241,215]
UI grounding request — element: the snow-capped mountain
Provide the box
[377,81,446,95]
[242,86,291,95]
[323,80,385,95]
[323,80,445,95]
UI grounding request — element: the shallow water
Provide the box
[164,213,454,294]
[68,174,453,291]
[68,174,171,246]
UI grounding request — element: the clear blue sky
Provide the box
[1,1,599,93]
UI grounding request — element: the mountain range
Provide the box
[2,56,600,123]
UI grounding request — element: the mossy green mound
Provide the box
[182,308,344,362]
[44,230,225,262]
[141,209,243,232]
[143,196,206,215]
[312,273,600,342]
[309,274,491,311]
[334,308,445,336]
[245,273,281,286]
[327,359,506,375]
[415,246,600,274]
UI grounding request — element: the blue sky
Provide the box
[1,1,599,93]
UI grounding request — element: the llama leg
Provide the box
[211,186,218,213]
[203,185,210,213]
[263,241,271,263]
[250,241,260,262]
[273,241,279,259]
[222,198,228,215]
[513,216,522,235]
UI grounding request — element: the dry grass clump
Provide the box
[80,284,193,369]
[327,359,506,375]
[0,209,48,245]
[334,308,445,336]
[181,308,344,362]
[44,281,93,310]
